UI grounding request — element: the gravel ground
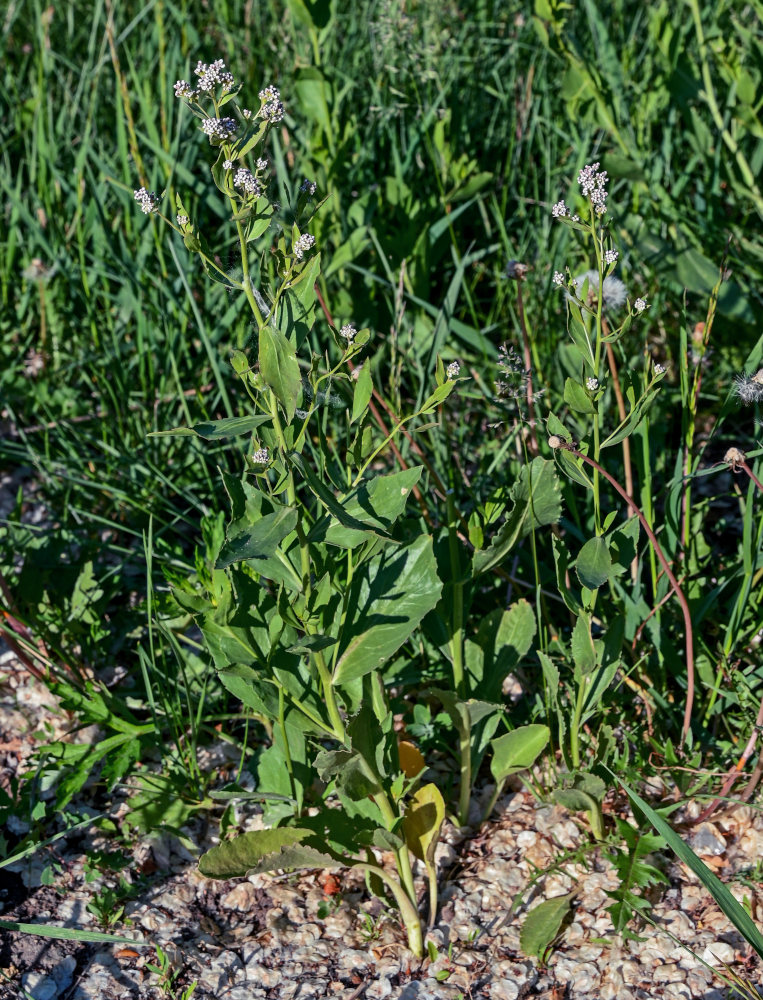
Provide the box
[1,664,762,999]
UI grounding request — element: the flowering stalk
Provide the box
[548,436,696,747]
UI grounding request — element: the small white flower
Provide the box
[194,59,234,93]
[604,249,618,265]
[256,158,268,171]
[234,168,262,196]
[578,161,608,216]
[586,377,599,391]
[201,117,238,143]
[552,200,568,219]
[252,447,270,465]
[340,324,356,342]
[259,85,284,123]
[300,179,316,195]
[552,271,565,287]
[242,108,253,119]
[654,363,666,375]
[176,213,189,227]
[293,233,315,260]
[134,187,160,214]
[173,79,196,99]
[223,159,235,170]
[634,297,648,313]
[447,361,461,380]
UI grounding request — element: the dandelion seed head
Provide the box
[569,270,628,309]
[506,260,530,280]
[734,370,763,405]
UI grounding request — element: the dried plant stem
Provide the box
[694,695,763,824]
[740,459,763,493]
[563,444,696,747]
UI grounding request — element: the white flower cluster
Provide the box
[340,324,356,342]
[195,59,234,93]
[134,187,160,214]
[604,249,618,265]
[300,179,317,195]
[256,158,268,171]
[447,361,461,380]
[174,79,195,99]
[552,270,565,286]
[176,213,189,227]
[578,162,608,216]
[634,297,648,313]
[552,201,568,218]
[234,168,262,196]
[586,377,599,391]
[242,108,253,120]
[259,85,284,123]
[251,447,270,465]
[201,117,238,142]
[293,233,315,260]
[654,363,666,375]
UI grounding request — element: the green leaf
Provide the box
[575,537,612,590]
[217,507,298,567]
[259,324,301,422]
[192,415,272,439]
[472,600,536,700]
[0,920,139,945]
[403,783,446,864]
[311,468,422,549]
[313,748,381,800]
[571,614,596,676]
[199,828,337,879]
[333,535,442,684]
[490,725,549,783]
[519,891,577,960]
[351,364,373,424]
[610,771,763,960]
[291,453,389,542]
[564,377,595,414]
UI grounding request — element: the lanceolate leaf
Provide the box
[217,507,298,567]
[259,324,301,421]
[199,828,338,879]
[333,536,442,684]
[490,725,549,783]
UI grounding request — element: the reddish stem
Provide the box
[562,443,696,748]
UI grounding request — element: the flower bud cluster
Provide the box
[340,324,356,342]
[234,168,262,197]
[251,447,270,465]
[259,85,284,123]
[578,162,608,216]
[447,361,461,380]
[300,179,317,195]
[134,187,160,214]
[293,233,316,260]
[201,117,238,144]
[174,60,235,101]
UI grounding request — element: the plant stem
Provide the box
[559,443,696,747]
[353,862,423,957]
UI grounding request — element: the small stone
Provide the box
[246,964,283,988]
[491,981,519,1000]
[701,941,735,965]
[199,949,246,991]
[221,882,260,911]
[690,822,727,856]
[366,977,392,999]
[20,973,58,1000]
[653,963,684,983]
[51,956,77,990]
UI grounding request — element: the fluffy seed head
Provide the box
[570,270,627,310]
[734,369,763,405]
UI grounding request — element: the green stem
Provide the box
[425,861,438,929]
[353,862,423,957]
[372,792,417,907]
[314,648,345,742]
